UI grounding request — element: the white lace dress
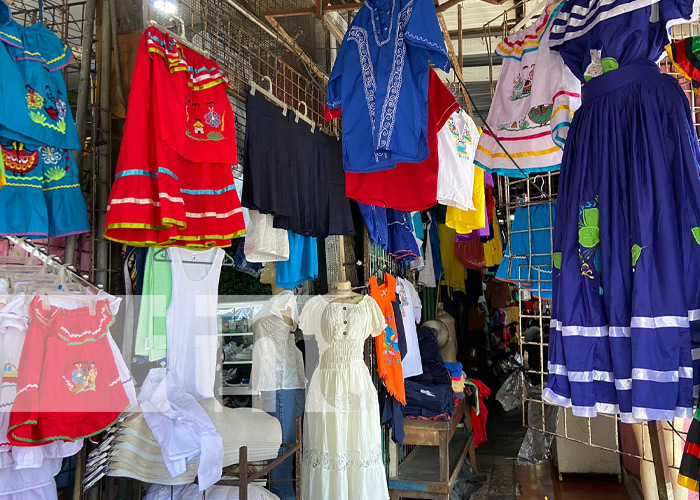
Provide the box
[299,295,389,500]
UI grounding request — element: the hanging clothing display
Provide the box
[244,210,290,263]
[396,278,423,378]
[439,224,466,293]
[326,0,450,172]
[474,0,581,177]
[496,202,555,301]
[134,247,172,362]
[0,15,89,237]
[275,232,318,289]
[344,69,459,211]
[104,27,245,248]
[369,273,406,404]
[251,293,304,500]
[250,292,305,394]
[300,295,389,500]
[418,214,438,287]
[0,295,83,469]
[483,204,504,268]
[680,407,700,491]
[544,0,700,423]
[166,247,224,399]
[8,297,131,445]
[667,36,700,94]
[437,109,480,211]
[241,91,355,239]
[445,167,488,235]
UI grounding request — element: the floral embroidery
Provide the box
[377,0,414,151]
[510,64,534,101]
[63,360,97,394]
[398,283,408,318]
[40,146,62,165]
[2,363,18,387]
[25,87,44,109]
[578,198,602,293]
[204,105,222,128]
[1,142,39,176]
[447,117,473,159]
[26,85,67,134]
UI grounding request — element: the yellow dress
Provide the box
[483,204,503,267]
[439,224,466,292]
[445,166,486,234]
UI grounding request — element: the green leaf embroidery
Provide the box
[631,244,642,267]
[578,227,600,249]
[692,227,700,246]
[582,207,599,228]
[553,253,562,269]
[601,57,619,74]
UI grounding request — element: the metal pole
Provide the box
[96,0,112,288]
[67,0,96,269]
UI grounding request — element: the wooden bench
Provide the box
[388,399,477,500]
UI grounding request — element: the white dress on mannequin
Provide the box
[300,295,389,500]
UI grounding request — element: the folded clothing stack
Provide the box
[84,400,282,487]
[409,326,453,386]
[404,380,455,420]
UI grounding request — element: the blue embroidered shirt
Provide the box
[326,0,450,173]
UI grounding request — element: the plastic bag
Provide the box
[496,369,533,412]
[516,386,559,466]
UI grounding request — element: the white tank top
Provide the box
[166,247,225,399]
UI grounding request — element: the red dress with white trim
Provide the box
[104,27,245,248]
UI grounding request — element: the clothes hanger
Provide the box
[250,76,289,116]
[250,76,317,133]
[148,19,210,59]
[294,101,317,133]
[510,0,550,34]
[152,247,235,267]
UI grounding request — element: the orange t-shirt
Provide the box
[369,273,406,405]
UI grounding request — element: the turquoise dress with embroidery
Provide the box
[0,6,88,238]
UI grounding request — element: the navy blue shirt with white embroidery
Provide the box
[326,0,450,173]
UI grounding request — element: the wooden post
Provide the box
[648,420,674,500]
[240,446,248,500]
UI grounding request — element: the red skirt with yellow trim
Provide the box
[104,27,244,248]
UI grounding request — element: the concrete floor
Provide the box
[473,401,631,500]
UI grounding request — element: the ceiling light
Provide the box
[153,0,178,15]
